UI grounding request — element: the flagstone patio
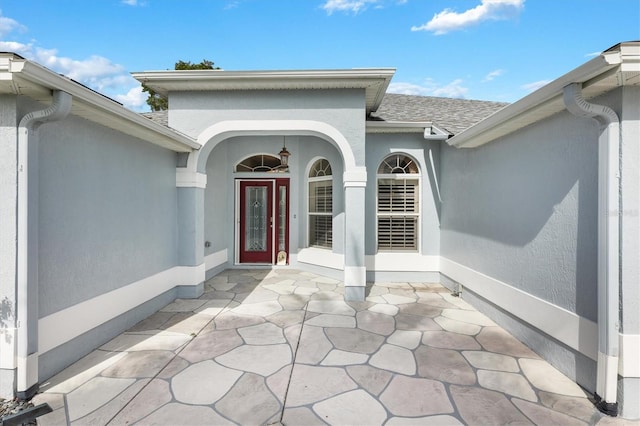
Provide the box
[32,269,621,425]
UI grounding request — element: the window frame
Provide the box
[376,154,421,252]
[307,158,333,249]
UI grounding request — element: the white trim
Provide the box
[447,43,637,149]
[38,264,205,354]
[440,257,599,361]
[0,328,16,369]
[366,121,432,134]
[344,266,367,287]
[234,179,282,265]
[16,353,38,391]
[620,333,640,377]
[1,54,199,153]
[176,169,207,188]
[306,157,334,250]
[297,247,344,270]
[366,253,439,271]
[597,351,619,402]
[190,120,357,174]
[343,167,367,187]
[205,249,228,271]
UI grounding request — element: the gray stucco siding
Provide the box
[440,110,599,321]
[38,113,178,317]
[204,142,229,256]
[364,134,441,257]
[620,86,640,335]
[169,89,367,165]
[0,95,18,330]
[296,136,344,254]
[203,135,344,264]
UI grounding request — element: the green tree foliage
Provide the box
[143,59,220,111]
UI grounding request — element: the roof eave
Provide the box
[448,42,638,149]
[133,68,396,115]
[0,53,199,153]
[366,121,432,133]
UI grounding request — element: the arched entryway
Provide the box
[177,119,369,301]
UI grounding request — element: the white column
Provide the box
[343,168,367,301]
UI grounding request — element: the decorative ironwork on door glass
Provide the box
[245,186,267,252]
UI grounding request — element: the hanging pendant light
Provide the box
[279,136,291,167]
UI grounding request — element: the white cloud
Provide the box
[0,10,26,37]
[389,78,469,98]
[115,86,147,109]
[321,0,405,14]
[412,0,525,34]
[585,51,601,58]
[387,82,433,96]
[224,1,241,10]
[521,79,550,92]
[0,14,146,111]
[322,0,380,14]
[482,68,505,82]
[0,40,32,56]
[432,79,468,98]
[121,0,141,5]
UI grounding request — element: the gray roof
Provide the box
[371,93,509,135]
[142,111,168,127]
[141,93,509,136]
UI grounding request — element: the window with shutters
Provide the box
[308,159,333,249]
[377,154,419,251]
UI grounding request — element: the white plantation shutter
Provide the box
[377,154,420,251]
[308,159,333,248]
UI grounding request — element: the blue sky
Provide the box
[1,0,638,111]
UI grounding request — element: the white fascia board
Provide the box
[3,54,199,153]
[133,68,396,114]
[366,121,432,133]
[448,48,626,149]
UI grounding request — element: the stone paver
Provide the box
[34,268,619,426]
[313,389,387,425]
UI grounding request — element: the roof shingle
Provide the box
[370,93,509,135]
[141,93,509,136]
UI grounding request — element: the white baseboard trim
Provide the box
[297,248,344,270]
[440,257,599,361]
[295,250,440,273]
[620,333,640,377]
[366,253,439,271]
[39,263,205,354]
[205,249,228,271]
[344,266,366,287]
[17,353,38,392]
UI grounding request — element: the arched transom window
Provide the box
[235,154,284,172]
[377,154,420,251]
[308,159,333,249]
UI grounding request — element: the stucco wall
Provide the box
[0,95,18,397]
[621,85,640,336]
[203,135,343,265]
[440,110,599,321]
[169,89,367,165]
[365,134,441,256]
[36,108,179,318]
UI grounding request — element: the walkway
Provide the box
[33,269,617,425]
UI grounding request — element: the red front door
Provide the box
[239,181,273,263]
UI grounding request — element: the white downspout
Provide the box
[16,90,72,399]
[563,82,620,416]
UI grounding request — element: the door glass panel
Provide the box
[278,185,287,252]
[245,186,267,252]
